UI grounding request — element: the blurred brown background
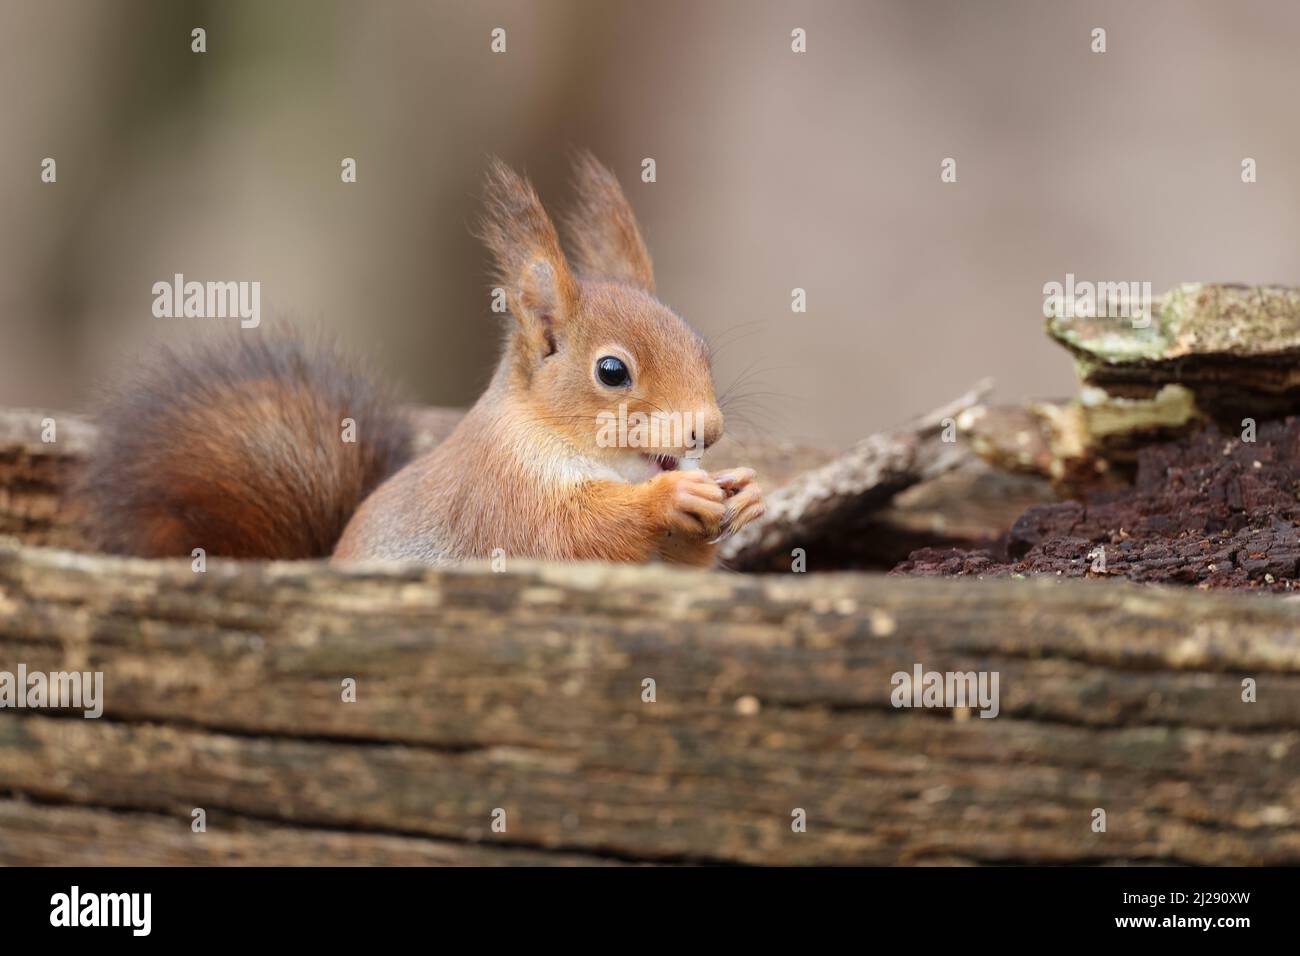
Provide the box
[3,0,1298,447]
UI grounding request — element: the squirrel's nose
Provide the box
[691,407,724,451]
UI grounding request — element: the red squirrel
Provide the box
[79,153,764,567]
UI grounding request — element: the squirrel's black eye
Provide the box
[596,355,631,387]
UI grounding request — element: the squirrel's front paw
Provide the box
[653,469,726,538]
[711,467,765,540]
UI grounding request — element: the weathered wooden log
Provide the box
[720,382,993,570]
[1,543,1298,865]
[0,408,94,551]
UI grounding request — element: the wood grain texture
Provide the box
[0,408,94,550]
[2,543,1298,865]
[0,798,616,866]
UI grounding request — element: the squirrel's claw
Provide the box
[711,467,756,493]
[711,479,765,542]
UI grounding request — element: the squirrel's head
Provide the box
[479,152,722,481]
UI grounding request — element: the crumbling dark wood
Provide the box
[897,418,1300,590]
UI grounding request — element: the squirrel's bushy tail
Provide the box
[79,333,413,559]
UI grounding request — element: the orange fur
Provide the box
[81,155,764,567]
[80,334,411,559]
[335,155,763,566]
[564,148,656,293]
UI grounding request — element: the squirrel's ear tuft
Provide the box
[477,158,578,356]
[563,150,655,293]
